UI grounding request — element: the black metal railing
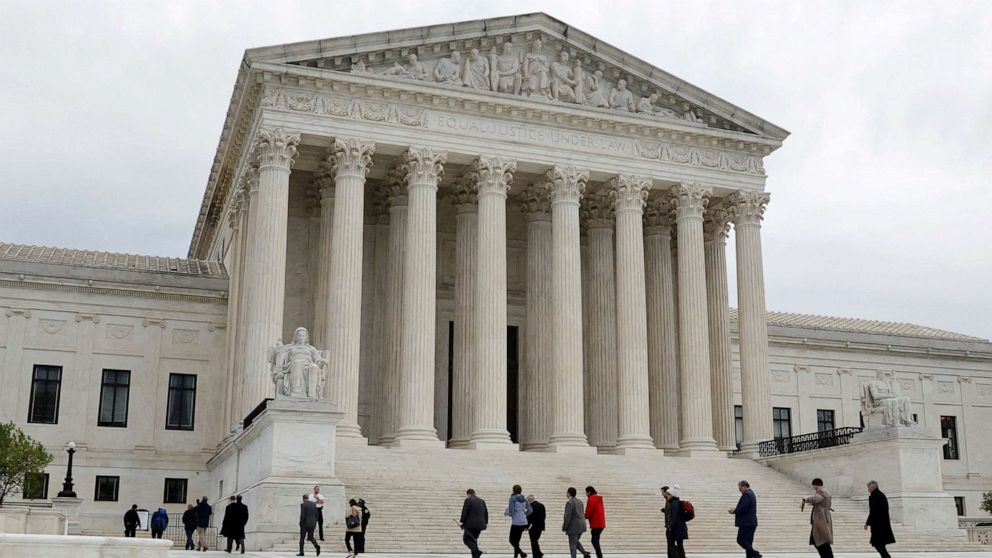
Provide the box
[161,512,219,550]
[243,398,273,429]
[758,426,863,457]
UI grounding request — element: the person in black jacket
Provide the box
[526,495,546,558]
[664,485,688,558]
[123,504,139,537]
[358,498,371,553]
[183,504,198,550]
[195,496,213,552]
[864,481,895,558]
[460,488,489,558]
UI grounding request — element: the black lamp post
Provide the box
[56,441,77,498]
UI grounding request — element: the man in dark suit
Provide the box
[526,495,546,558]
[460,488,489,558]
[729,480,761,558]
[864,481,895,558]
[123,504,139,537]
[299,494,321,556]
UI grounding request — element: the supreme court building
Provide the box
[2,13,990,541]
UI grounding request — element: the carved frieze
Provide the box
[261,88,429,128]
[39,319,66,335]
[172,328,200,345]
[106,324,134,340]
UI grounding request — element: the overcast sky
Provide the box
[1,1,990,339]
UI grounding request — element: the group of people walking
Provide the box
[298,484,372,557]
[121,496,215,551]
[461,479,896,558]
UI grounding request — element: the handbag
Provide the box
[346,513,361,529]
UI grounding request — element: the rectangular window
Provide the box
[94,476,120,502]
[734,405,744,449]
[163,478,187,504]
[817,409,835,432]
[166,374,197,431]
[954,496,965,516]
[28,365,62,424]
[773,407,792,439]
[941,416,959,460]
[98,369,130,427]
[23,472,49,500]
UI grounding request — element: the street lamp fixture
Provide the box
[56,441,77,498]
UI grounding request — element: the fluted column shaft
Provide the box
[546,166,589,448]
[377,184,408,445]
[611,176,655,450]
[731,191,774,454]
[672,183,718,454]
[470,156,516,445]
[323,138,375,438]
[704,208,736,451]
[234,169,258,423]
[240,130,299,415]
[449,188,478,448]
[395,147,446,443]
[367,208,390,444]
[522,187,553,450]
[222,192,247,433]
[312,174,335,345]
[644,200,680,450]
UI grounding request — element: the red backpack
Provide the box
[681,500,695,521]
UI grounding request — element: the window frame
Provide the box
[940,415,959,460]
[23,472,49,500]
[27,365,63,424]
[94,475,120,502]
[163,478,188,504]
[97,369,131,428]
[816,409,836,433]
[734,405,744,449]
[954,496,965,516]
[166,373,197,431]
[772,407,793,439]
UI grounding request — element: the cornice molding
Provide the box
[0,279,227,305]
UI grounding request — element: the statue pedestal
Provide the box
[208,398,344,551]
[50,497,82,535]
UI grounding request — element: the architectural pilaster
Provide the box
[240,129,299,415]
[448,179,478,448]
[469,155,516,447]
[394,146,447,445]
[704,205,736,451]
[671,182,718,454]
[644,197,680,451]
[323,138,375,439]
[729,190,773,455]
[544,165,590,449]
[311,167,335,346]
[609,175,655,451]
[222,192,246,434]
[521,186,553,450]
[233,163,259,423]
[376,171,408,445]
[581,191,618,450]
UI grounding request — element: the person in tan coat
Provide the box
[802,478,834,558]
[345,499,364,557]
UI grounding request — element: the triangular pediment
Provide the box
[244,13,788,140]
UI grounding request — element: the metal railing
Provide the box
[161,512,219,550]
[243,398,273,429]
[758,426,863,457]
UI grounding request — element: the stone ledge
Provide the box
[0,533,171,558]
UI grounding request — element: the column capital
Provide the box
[542,165,588,205]
[227,195,243,230]
[314,163,336,200]
[608,174,651,213]
[329,137,375,178]
[581,190,614,230]
[368,188,390,223]
[703,206,732,242]
[670,182,711,220]
[242,159,261,195]
[728,190,770,226]
[643,194,675,235]
[448,177,478,214]
[468,155,516,197]
[402,146,447,187]
[384,167,409,207]
[519,185,552,222]
[253,128,301,169]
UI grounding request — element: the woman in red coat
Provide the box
[584,486,606,558]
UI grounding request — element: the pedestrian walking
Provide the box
[460,488,489,558]
[526,495,546,558]
[506,484,532,558]
[222,495,249,553]
[298,494,321,556]
[195,496,213,552]
[345,498,365,557]
[123,504,139,538]
[864,481,895,558]
[729,480,761,558]
[183,503,197,550]
[563,487,590,558]
[663,485,688,558]
[802,478,834,558]
[150,507,168,539]
[584,487,606,558]
[358,498,371,552]
[309,485,327,541]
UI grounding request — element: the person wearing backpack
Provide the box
[150,507,169,539]
[663,485,688,558]
[505,484,532,558]
[345,498,364,557]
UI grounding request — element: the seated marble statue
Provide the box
[382,53,428,80]
[433,51,462,85]
[269,327,328,400]
[860,377,915,427]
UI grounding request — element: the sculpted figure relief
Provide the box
[382,53,428,80]
[269,327,328,400]
[521,38,552,99]
[550,51,578,102]
[609,79,636,112]
[860,375,915,428]
[490,42,521,94]
[462,48,491,90]
[636,93,659,114]
[582,69,610,108]
[433,51,462,85]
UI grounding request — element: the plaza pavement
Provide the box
[167,553,992,557]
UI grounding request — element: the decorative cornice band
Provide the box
[0,279,227,305]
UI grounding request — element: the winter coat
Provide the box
[804,489,834,547]
[182,508,197,530]
[299,500,318,529]
[667,498,689,542]
[585,494,606,529]
[221,502,248,539]
[562,497,586,536]
[460,495,489,532]
[150,508,169,531]
[866,489,895,546]
[123,509,140,528]
[528,501,546,532]
[735,489,758,528]
[195,501,212,528]
[346,504,363,533]
[505,493,531,526]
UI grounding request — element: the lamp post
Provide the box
[56,441,77,498]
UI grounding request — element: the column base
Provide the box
[336,422,365,438]
[336,433,369,447]
[447,438,472,449]
[676,438,722,457]
[615,435,657,451]
[469,428,513,445]
[610,446,663,456]
[521,442,550,452]
[541,444,598,455]
[464,441,520,451]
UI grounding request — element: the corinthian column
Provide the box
[581,191,618,450]
[448,179,478,449]
[521,186,553,450]
[671,182,718,455]
[544,165,590,450]
[644,197,680,451]
[222,190,245,433]
[704,205,736,451]
[610,175,655,451]
[729,190,773,455]
[469,155,517,447]
[240,129,299,415]
[376,170,407,446]
[394,147,446,445]
[322,138,375,439]
[311,168,334,354]
[367,192,390,444]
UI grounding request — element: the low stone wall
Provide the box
[968,526,992,544]
[0,507,65,535]
[0,534,171,558]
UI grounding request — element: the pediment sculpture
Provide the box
[860,373,915,428]
[269,327,328,400]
